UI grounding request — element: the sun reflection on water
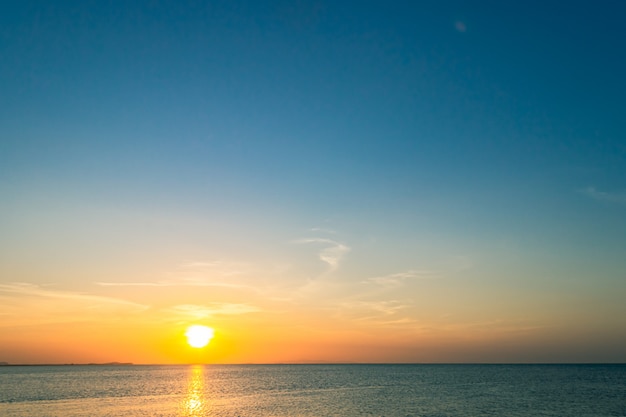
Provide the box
[181,365,208,416]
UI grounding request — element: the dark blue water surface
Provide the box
[1,364,624,416]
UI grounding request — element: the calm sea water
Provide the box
[0,364,624,416]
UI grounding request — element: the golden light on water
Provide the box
[182,365,208,416]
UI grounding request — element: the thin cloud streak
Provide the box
[333,299,419,329]
[0,282,148,327]
[580,186,626,205]
[97,281,170,287]
[97,259,262,292]
[167,303,260,319]
[342,300,409,316]
[294,238,351,272]
[0,282,147,311]
[308,227,337,234]
[364,270,439,287]
[96,280,254,291]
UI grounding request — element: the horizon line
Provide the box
[2,362,625,366]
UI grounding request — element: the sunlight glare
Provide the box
[185,325,214,348]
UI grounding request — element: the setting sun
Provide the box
[185,325,214,348]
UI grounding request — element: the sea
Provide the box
[0,364,624,416]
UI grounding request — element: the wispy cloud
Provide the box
[96,279,254,290]
[346,300,408,316]
[0,282,147,311]
[580,186,626,205]
[333,299,419,328]
[97,260,261,292]
[0,282,148,326]
[434,317,547,335]
[97,281,170,287]
[308,227,336,234]
[294,238,351,272]
[178,261,223,268]
[364,270,439,287]
[167,303,260,319]
[178,260,249,277]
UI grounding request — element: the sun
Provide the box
[185,325,214,348]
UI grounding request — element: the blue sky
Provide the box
[1,1,626,363]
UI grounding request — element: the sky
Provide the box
[1,0,625,364]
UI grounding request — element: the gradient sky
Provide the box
[1,0,625,364]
